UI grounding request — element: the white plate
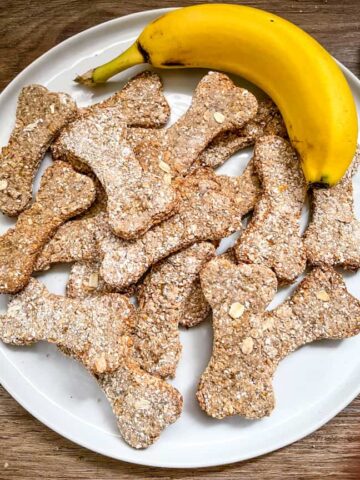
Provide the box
[0,7,360,469]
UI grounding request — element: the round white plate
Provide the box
[0,8,360,469]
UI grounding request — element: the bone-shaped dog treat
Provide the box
[197,259,360,419]
[197,258,277,419]
[128,99,285,175]
[235,136,307,284]
[195,99,287,171]
[0,278,182,448]
[134,242,215,378]
[163,72,258,175]
[100,166,258,290]
[0,162,95,293]
[97,357,183,449]
[35,178,107,271]
[85,71,170,127]
[0,85,77,216]
[51,108,176,239]
[51,71,170,176]
[304,148,360,269]
[132,72,258,178]
[0,278,135,374]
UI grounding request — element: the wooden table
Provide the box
[0,1,359,478]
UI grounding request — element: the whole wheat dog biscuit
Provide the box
[0,278,135,374]
[0,85,77,216]
[0,278,182,448]
[51,71,170,176]
[197,258,278,419]
[98,358,183,449]
[134,242,216,378]
[164,72,258,175]
[304,148,360,269]
[35,179,107,272]
[132,72,258,178]
[197,259,360,419]
[128,99,285,176]
[195,99,287,170]
[235,136,307,284]
[85,70,170,128]
[51,108,177,239]
[130,99,284,183]
[0,162,95,293]
[100,166,258,290]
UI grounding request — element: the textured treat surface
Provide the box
[66,260,137,298]
[0,162,95,293]
[235,136,307,284]
[134,242,215,378]
[132,71,258,180]
[0,85,77,216]
[51,108,177,239]
[195,98,287,171]
[305,148,360,269]
[197,260,360,419]
[98,358,183,449]
[0,278,135,374]
[84,71,170,128]
[100,166,258,290]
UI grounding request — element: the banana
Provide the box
[75,4,358,186]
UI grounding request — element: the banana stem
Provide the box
[75,42,145,86]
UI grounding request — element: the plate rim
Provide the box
[0,7,360,469]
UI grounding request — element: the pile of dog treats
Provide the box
[0,70,359,449]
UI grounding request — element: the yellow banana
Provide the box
[76,4,358,186]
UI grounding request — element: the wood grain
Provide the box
[0,0,360,478]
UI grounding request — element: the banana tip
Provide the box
[74,69,97,86]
